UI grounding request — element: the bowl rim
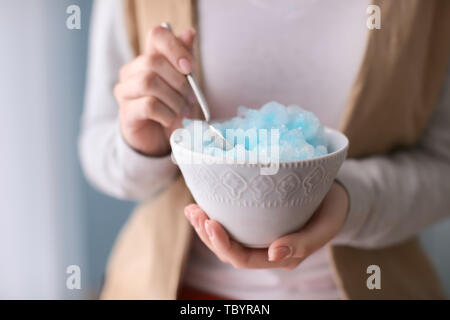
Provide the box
[170,126,349,167]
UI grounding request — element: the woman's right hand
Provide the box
[114,26,196,157]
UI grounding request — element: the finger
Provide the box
[118,71,187,115]
[119,55,148,81]
[121,96,176,128]
[164,114,185,139]
[120,54,191,98]
[268,202,342,262]
[184,205,227,262]
[184,204,213,249]
[145,26,193,74]
[206,220,300,269]
[178,28,196,52]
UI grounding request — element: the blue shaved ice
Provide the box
[182,101,329,162]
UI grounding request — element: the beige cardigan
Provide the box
[100,0,450,299]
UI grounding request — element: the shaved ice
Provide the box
[182,101,329,162]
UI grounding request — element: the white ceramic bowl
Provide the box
[170,127,348,248]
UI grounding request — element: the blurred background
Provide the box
[0,0,135,299]
[0,0,449,299]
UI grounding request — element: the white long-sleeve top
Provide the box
[79,0,450,299]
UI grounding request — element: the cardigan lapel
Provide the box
[101,175,193,299]
[340,0,450,158]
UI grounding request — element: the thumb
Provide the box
[267,206,332,262]
[268,183,350,262]
[268,231,311,262]
[178,28,196,52]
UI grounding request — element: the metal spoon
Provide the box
[161,22,233,151]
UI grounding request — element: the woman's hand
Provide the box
[114,26,196,157]
[184,182,349,269]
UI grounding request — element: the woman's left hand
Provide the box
[184,181,349,270]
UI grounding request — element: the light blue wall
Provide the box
[421,224,450,297]
[47,0,136,297]
[0,0,134,298]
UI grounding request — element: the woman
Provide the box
[79,0,450,299]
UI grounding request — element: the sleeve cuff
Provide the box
[332,159,373,245]
[116,125,177,196]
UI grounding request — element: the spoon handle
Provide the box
[161,22,211,122]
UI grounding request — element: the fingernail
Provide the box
[178,58,191,74]
[268,246,292,262]
[205,220,214,239]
